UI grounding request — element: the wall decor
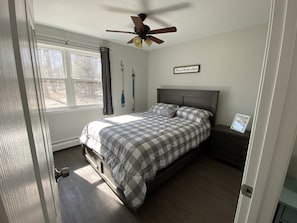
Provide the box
[173,64,201,74]
[121,60,125,107]
[230,113,251,133]
[132,69,135,112]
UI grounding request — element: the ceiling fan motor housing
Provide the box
[138,13,147,21]
[134,24,150,39]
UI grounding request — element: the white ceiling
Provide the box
[33,0,271,50]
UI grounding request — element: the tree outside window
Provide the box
[37,44,103,110]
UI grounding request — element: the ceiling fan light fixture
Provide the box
[133,36,142,48]
[145,37,153,47]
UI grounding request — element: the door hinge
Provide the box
[241,184,253,198]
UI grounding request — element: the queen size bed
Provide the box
[80,89,219,210]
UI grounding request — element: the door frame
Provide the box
[234,0,297,222]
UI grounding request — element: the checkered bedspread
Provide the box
[80,112,211,210]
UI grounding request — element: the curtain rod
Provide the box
[36,34,102,52]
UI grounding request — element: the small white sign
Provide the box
[173,64,201,74]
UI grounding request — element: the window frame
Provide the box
[37,43,102,112]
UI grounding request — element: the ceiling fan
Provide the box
[106,13,177,48]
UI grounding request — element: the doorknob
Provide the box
[241,184,253,198]
[55,167,69,182]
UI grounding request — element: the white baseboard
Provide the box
[52,137,80,152]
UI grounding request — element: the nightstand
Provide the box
[210,125,251,170]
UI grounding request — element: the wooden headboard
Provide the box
[157,89,220,126]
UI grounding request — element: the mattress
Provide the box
[80,112,211,209]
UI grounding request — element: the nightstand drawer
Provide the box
[212,132,249,146]
[210,125,250,170]
[211,141,247,155]
[211,147,247,168]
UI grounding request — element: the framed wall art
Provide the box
[230,113,251,133]
[173,64,201,74]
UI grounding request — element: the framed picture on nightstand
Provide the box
[230,113,251,133]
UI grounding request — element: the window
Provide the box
[70,51,102,106]
[37,44,102,110]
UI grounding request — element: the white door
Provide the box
[234,0,297,222]
[0,0,61,222]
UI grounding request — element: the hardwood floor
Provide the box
[54,146,242,223]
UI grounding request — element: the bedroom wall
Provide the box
[147,24,267,130]
[35,25,148,151]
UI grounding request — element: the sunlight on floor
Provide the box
[96,182,124,207]
[73,164,125,209]
[73,165,99,184]
[105,115,143,124]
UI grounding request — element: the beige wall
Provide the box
[148,24,267,129]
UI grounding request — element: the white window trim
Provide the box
[37,43,102,112]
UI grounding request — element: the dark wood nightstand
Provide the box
[210,125,251,170]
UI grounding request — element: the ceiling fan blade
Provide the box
[131,16,144,32]
[149,16,171,27]
[147,36,164,44]
[148,27,177,34]
[106,30,135,34]
[146,3,190,16]
[102,5,136,14]
[127,38,134,44]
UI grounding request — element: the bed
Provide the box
[80,88,219,210]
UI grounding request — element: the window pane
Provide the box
[42,80,67,108]
[38,47,65,78]
[73,81,103,106]
[70,52,101,81]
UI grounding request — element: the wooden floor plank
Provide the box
[54,146,242,223]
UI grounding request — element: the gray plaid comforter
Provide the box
[80,112,211,210]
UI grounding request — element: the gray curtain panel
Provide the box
[100,47,113,115]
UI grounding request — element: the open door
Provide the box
[234,0,297,222]
[0,0,62,222]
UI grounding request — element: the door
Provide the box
[234,0,297,222]
[0,0,61,222]
[0,0,45,221]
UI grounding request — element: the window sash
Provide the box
[69,50,101,81]
[41,79,67,108]
[37,44,102,110]
[38,46,66,79]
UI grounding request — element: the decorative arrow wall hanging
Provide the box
[132,69,135,112]
[121,60,125,107]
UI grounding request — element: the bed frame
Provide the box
[82,88,220,210]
